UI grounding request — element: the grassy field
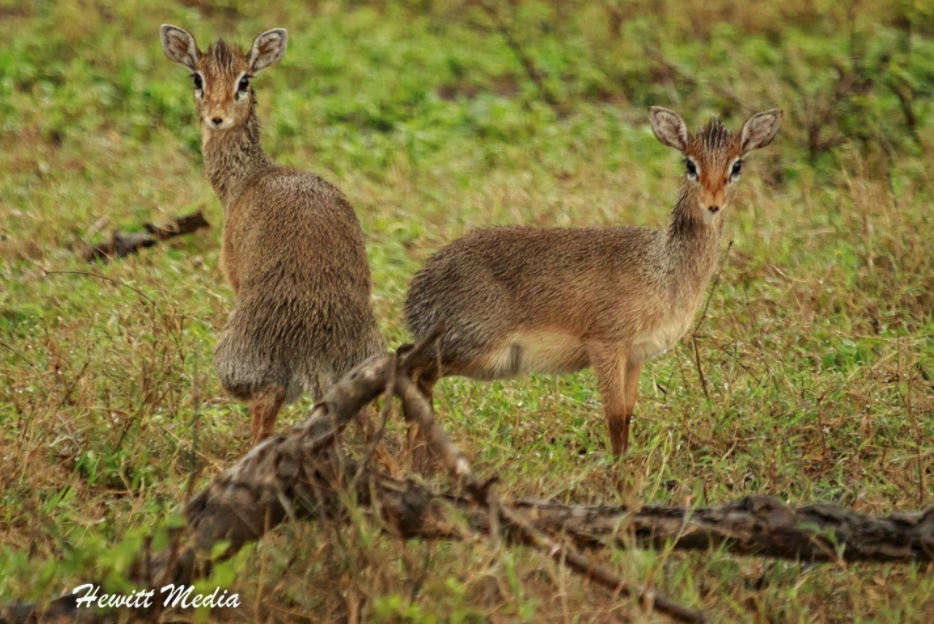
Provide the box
[2,0,934,621]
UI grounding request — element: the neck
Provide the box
[201,107,272,206]
[662,187,724,305]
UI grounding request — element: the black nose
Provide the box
[708,205,720,213]
[211,117,223,126]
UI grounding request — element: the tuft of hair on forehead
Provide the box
[206,37,244,70]
[694,116,733,152]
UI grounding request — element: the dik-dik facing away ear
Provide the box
[649,106,690,152]
[248,29,288,74]
[738,109,783,155]
[160,25,200,70]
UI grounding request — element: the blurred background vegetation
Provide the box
[1,0,933,621]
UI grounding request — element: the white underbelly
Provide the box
[483,331,589,378]
[630,319,689,361]
[477,320,688,380]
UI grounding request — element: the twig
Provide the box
[395,375,704,622]
[692,335,709,401]
[887,77,919,141]
[499,503,705,623]
[0,340,38,370]
[353,353,397,483]
[647,50,746,110]
[690,241,733,401]
[471,0,561,111]
[396,376,481,493]
[397,0,499,34]
[40,269,160,309]
[694,240,734,333]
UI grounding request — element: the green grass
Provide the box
[1,0,934,621]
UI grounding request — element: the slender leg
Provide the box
[249,404,262,443]
[417,376,435,407]
[591,346,643,456]
[249,387,286,445]
[591,347,625,456]
[619,358,644,453]
[404,371,436,471]
[362,402,378,444]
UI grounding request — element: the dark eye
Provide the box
[685,159,697,178]
[192,74,203,91]
[731,160,742,177]
[238,76,250,92]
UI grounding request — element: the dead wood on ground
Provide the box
[81,212,209,262]
[4,329,934,624]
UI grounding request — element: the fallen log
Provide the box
[81,211,209,262]
[3,333,934,624]
[174,336,934,570]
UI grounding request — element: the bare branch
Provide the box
[5,339,934,624]
[471,0,562,111]
[81,211,210,262]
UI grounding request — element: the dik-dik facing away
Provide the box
[405,108,782,456]
[160,25,383,443]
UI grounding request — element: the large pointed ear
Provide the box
[649,107,690,152]
[160,25,200,70]
[739,109,782,154]
[248,29,288,74]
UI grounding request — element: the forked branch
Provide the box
[4,329,934,624]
